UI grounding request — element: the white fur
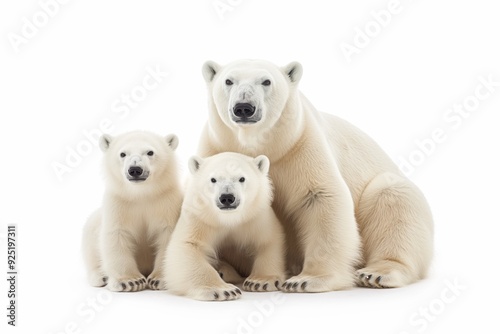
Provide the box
[198,59,434,291]
[82,131,182,292]
[164,152,285,301]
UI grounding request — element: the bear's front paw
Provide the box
[190,283,242,301]
[356,265,405,288]
[146,275,166,290]
[243,276,283,292]
[106,276,147,292]
[280,274,348,293]
[88,272,108,287]
[280,276,310,292]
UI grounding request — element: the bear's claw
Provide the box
[146,276,165,290]
[243,276,282,292]
[210,287,241,301]
[357,271,388,288]
[107,276,147,292]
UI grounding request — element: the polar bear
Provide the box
[82,131,182,292]
[164,152,285,301]
[198,59,434,291]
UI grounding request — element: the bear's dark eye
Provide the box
[225,79,233,86]
[211,178,217,183]
[239,177,245,183]
[262,79,271,86]
[147,151,154,156]
[120,152,126,158]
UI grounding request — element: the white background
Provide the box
[1,0,499,333]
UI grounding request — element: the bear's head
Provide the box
[202,59,303,133]
[186,152,272,226]
[99,131,179,195]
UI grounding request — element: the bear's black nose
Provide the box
[233,103,256,118]
[219,193,235,206]
[128,166,143,177]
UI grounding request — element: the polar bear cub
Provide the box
[164,152,285,301]
[82,131,182,292]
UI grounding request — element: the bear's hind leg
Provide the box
[356,172,434,288]
[217,260,244,284]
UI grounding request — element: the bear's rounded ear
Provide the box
[282,61,303,84]
[165,134,179,151]
[254,155,270,174]
[202,60,221,83]
[99,134,113,152]
[188,156,204,174]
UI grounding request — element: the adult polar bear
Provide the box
[198,59,433,291]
